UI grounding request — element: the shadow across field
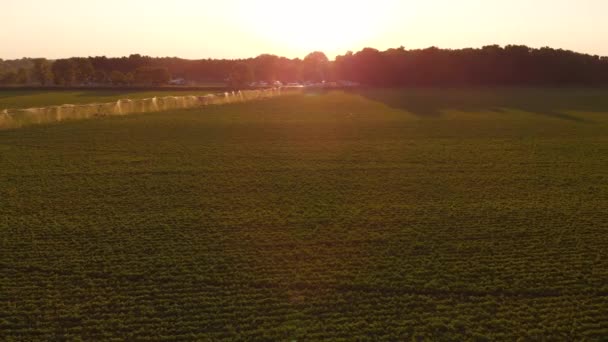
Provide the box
[350,88,608,122]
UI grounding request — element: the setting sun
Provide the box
[2,0,608,59]
[237,0,401,57]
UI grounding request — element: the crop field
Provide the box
[1,88,608,340]
[0,90,218,110]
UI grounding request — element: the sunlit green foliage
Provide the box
[1,89,607,340]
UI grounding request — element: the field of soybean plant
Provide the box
[1,88,608,340]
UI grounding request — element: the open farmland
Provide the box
[1,89,608,340]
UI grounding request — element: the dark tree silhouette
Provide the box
[73,58,95,84]
[4,45,608,88]
[134,67,171,85]
[229,63,253,89]
[51,59,76,86]
[301,51,330,82]
[93,70,107,84]
[253,54,280,82]
[32,59,53,85]
[109,70,128,85]
[333,45,608,86]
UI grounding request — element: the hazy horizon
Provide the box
[2,0,608,60]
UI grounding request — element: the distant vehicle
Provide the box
[285,83,304,88]
[339,80,360,87]
[169,78,187,86]
[250,81,277,88]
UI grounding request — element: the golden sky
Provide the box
[1,0,607,59]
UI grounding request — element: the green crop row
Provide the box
[2,89,608,340]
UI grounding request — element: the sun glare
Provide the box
[238,0,400,57]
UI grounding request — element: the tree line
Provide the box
[0,57,172,86]
[335,45,608,86]
[0,53,328,87]
[2,45,608,87]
